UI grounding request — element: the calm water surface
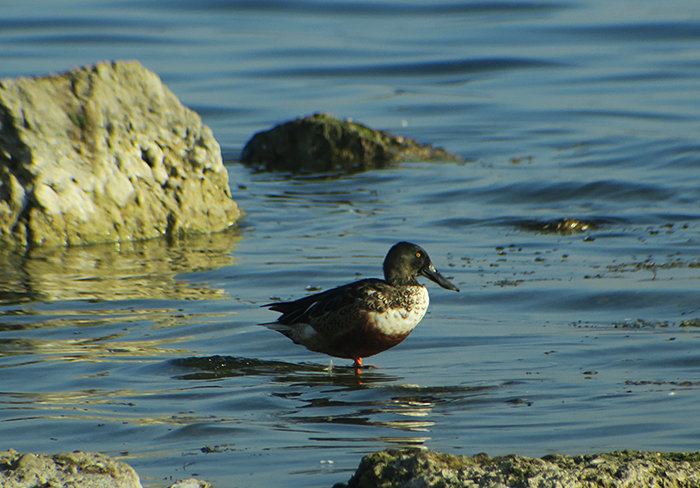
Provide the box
[1,1,700,487]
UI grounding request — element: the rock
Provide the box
[240,112,461,174]
[333,448,700,488]
[0,60,241,247]
[0,449,212,488]
[517,218,605,234]
[167,478,213,488]
[0,449,142,488]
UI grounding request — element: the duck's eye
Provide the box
[415,252,421,258]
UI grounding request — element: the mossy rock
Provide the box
[241,113,461,174]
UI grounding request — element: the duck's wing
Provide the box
[265,278,389,327]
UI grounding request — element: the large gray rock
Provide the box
[0,60,241,247]
[334,448,700,488]
[0,449,142,488]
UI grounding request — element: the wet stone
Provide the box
[333,448,700,488]
[240,112,462,174]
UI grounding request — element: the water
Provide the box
[1,0,700,487]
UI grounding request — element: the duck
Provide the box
[261,242,459,369]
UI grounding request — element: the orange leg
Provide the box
[353,357,362,370]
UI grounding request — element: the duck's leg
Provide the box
[352,357,362,370]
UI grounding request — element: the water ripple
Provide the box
[550,22,700,42]
[144,0,567,16]
[255,57,563,78]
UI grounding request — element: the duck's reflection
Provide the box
[173,355,496,441]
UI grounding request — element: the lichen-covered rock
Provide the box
[240,112,461,174]
[334,448,700,488]
[0,60,241,247]
[0,449,142,488]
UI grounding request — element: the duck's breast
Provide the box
[365,285,429,336]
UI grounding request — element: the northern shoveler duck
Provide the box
[261,242,459,369]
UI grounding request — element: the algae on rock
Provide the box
[0,60,241,247]
[241,112,461,174]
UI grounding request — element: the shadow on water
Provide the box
[0,229,243,304]
[173,355,402,385]
[173,355,497,435]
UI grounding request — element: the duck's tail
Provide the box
[258,321,298,341]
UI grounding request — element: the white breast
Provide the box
[367,286,430,336]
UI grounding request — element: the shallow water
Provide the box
[1,1,700,487]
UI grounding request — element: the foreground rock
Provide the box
[0,449,211,488]
[334,448,700,488]
[0,449,142,488]
[0,60,241,247]
[241,112,461,174]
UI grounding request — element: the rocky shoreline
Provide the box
[3,448,700,488]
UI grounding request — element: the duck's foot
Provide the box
[353,358,362,372]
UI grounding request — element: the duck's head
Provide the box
[383,242,460,292]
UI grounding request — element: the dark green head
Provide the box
[383,241,459,292]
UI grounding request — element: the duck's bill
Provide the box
[421,264,460,292]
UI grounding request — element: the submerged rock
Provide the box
[517,217,603,234]
[240,112,461,174]
[0,449,142,488]
[0,60,241,247]
[333,448,700,488]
